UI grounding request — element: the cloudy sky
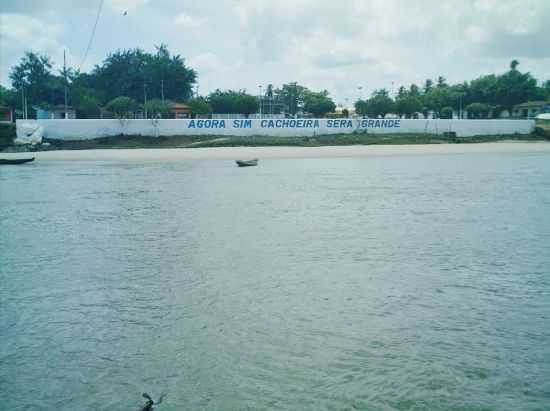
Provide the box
[1,0,549,105]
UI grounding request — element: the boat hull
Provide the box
[236,159,258,167]
[0,157,35,165]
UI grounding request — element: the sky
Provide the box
[1,0,549,106]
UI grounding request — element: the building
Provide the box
[512,101,550,119]
[168,102,191,119]
[34,105,76,119]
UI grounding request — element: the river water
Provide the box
[1,148,550,410]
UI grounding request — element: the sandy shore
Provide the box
[2,142,550,161]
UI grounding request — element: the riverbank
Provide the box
[2,141,550,162]
[3,130,550,153]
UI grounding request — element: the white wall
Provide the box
[16,118,535,141]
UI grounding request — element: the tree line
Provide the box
[0,46,548,119]
[355,61,550,119]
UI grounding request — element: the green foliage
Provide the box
[105,96,136,118]
[303,90,336,117]
[274,82,308,115]
[0,123,16,148]
[77,95,101,118]
[354,100,369,117]
[396,95,422,118]
[187,97,213,117]
[440,106,454,119]
[0,85,17,107]
[143,99,169,118]
[466,102,490,119]
[366,89,395,118]
[9,51,55,107]
[91,45,197,103]
[208,90,258,116]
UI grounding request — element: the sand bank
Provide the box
[2,142,550,162]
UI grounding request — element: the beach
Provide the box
[3,141,550,162]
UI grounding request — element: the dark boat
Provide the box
[235,159,258,167]
[0,157,35,165]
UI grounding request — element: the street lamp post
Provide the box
[258,85,263,119]
[358,86,363,101]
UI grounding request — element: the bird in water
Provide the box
[139,393,165,411]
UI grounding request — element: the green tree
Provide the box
[466,102,490,119]
[187,97,213,117]
[77,95,101,118]
[354,99,369,117]
[143,98,169,118]
[0,85,17,108]
[106,96,136,118]
[423,79,434,94]
[440,106,453,119]
[396,95,422,118]
[303,90,336,117]
[9,51,54,107]
[235,94,259,117]
[274,82,308,115]
[91,45,196,103]
[208,90,258,116]
[367,89,395,118]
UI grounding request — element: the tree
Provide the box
[494,60,538,112]
[396,96,422,118]
[10,51,54,107]
[303,90,336,117]
[77,95,101,118]
[143,98,169,118]
[106,96,136,118]
[466,102,490,119]
[354,99,369,117]
[409,84,421,97]
[187,97,212,117]
[423,79,434,94]
[235,94,259,117]
[440,106,453,119]
[91,45,196,103]
[208,90,258,116]
[0,85,17,108]
[367,89,395,118]
[274,82,308,115]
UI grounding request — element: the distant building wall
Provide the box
[16,118,536,140]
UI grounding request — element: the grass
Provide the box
[36,131,549,151]
[2,130,549,153]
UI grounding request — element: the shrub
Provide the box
[0,122,16,148]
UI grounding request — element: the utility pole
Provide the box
[143,83,147,118]
[258,85,262,119]
[64,49,68,119]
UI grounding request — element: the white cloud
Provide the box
[173,12,206,30]
[1,0,549,103]
[0,13,67,85]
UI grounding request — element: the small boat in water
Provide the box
[235,159,258,167]
[0,157,35,165]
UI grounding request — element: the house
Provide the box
[0,106,13,122]
[168,102,191,119]
[512,101,550,119]
[34,105,76,119]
